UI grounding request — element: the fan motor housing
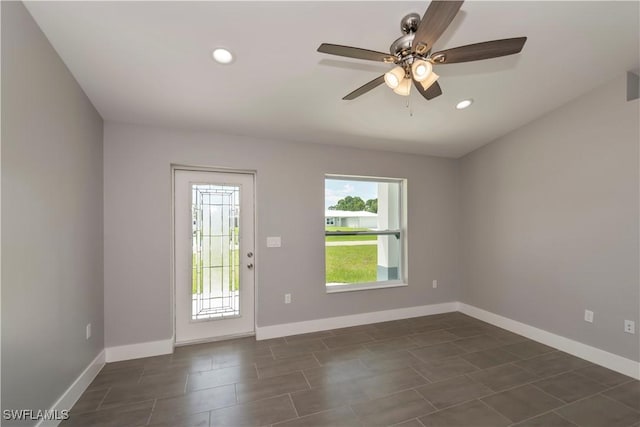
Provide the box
[400,13,421,34]
[391,13,422,57]
[390,34,415,56]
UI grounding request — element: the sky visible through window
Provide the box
[325,179,377,210]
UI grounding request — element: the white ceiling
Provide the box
[25,1,639,158]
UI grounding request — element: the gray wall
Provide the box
[103,123,461,347]
[5,0,632,388]
[460,74,639,361]
[1,1,104,423]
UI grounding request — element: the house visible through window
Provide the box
[325,175,405,291]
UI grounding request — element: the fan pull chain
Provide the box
[406,96,413,117]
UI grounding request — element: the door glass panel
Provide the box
[191,184,240,320]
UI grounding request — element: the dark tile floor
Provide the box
[63,312,640,427]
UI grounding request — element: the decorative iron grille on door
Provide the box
[191,184,240,320]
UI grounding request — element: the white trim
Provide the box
[459,303,640,380]
[96,302,638,380]
[255,302,458,340]
[170,166,176,355]
[256,301,639,379]
[175,332,255,347]
[171,165,258,347]
[36,350,105,427]
[105,339,174,363]
[326,281,407,293]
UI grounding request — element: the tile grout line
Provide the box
[94,387,111,412]
[136,369,145,385]
[308,352,325,373]
[251,362,259,381]
[595,389,640,413]
[286,359,634,427]
[183,372,189,394]
[144,398,157,426]
[471,397,513,422]
[416,361,632,418]
[286,393,300,418]
[412,376,496,413]
[407,364,433,384]
[67,315,638,427]
[300,369,313,390]
[571,366,634,386]
[86,386,111,413]
[505,408,579,427]
[485,373,640,424]
[474,365,580,400]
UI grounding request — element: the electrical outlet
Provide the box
[284,293,291,304]
[432,280,438,288]
[584,310,594,323]
[86,323,92,340]
[624,320,635,334]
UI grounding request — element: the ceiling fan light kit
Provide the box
[384,66,406,89]
[419,71,439,91]
[317,0,527,103]
[393,77,412,96]
[411,59,432,82]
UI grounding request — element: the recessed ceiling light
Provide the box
[212,48,234,64]
[456,99,473,110]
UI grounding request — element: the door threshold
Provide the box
[174,331,256,347]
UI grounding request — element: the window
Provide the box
[325,175,406,292]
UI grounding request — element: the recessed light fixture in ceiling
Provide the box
[456,99,473,110]
[212,48,234,64]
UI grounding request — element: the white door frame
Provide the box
[171,165,257,346]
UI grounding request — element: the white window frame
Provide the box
[325,174,408,293]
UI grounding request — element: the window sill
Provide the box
[326,281,408,294]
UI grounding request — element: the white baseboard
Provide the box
[37,349,105,427]
[255,302,459,340]
[59,302,635,395]
[105,338,174,362]
[459,303,640,380]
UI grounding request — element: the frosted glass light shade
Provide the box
[384,66,406,89]
[419,71,440,91]
[393,77,411,96]
[411,60,432,82]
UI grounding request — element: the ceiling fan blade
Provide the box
[412,0,464,53]
[343,75,385,100]
[413,79,443,100]
[318,43,394,63]
[431,37,527,64]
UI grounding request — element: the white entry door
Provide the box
[174,169,255,344]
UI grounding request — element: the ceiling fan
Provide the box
[317,0,527,101]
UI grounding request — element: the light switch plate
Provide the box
[584,310,594,323]
[266,236,281,248]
